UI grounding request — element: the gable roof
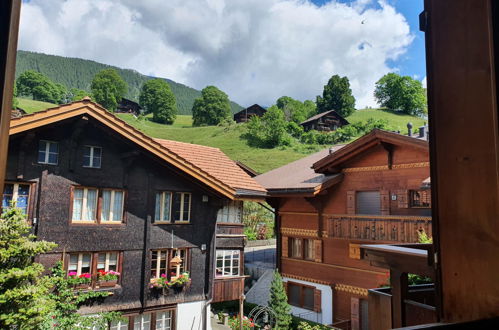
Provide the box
[234,104,266,116]
[300,110,349,126]
[255,145,345,196]
[9,98,266,200]
[154,139,266,196]
[313,129,429,173]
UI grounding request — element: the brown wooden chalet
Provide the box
[255,129,430,328]
[233,104,266,123]
[300,110,349,132]
[116,97,142,116]
[3,98,266,328]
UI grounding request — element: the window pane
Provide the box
[83,146,91,157]
[102,190,111,221]
[49,142,58,153]
[113,191,123,221]
[303,287,315,310]
[288,284,301,306]
[93,147,102,158]
[81,253,91,273]
[72,189,83,221]
[38,141,47,152]
[183,193,190,220]
[162,193,171,221]
[86,189,97,220]
[134,314,150,330]
[154,193,161,221]
[38,141,47,163]
[48,152,58,164]
[304,239,314,260]
[2,183,13,208]
[172,193,181,220]
[83,155,91,167]
[109,253,118,271]
[156,311,172,330]
[97,253,106,271]
[68,254,78,271]
[110,319,129,330]
[92,156,101,168]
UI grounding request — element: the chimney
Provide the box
[407,122,413,137]
[329,147,335,154]
[419,125,426,138]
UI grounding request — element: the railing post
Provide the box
[390,269,408,328]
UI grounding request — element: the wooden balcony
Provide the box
[212,276,246,303]
[360,243,436,329]
[328,215,432,242]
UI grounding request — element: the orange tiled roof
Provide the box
[9,99,266,199]
[154,139,266,194]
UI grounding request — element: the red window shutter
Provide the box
[314,289,322,312]
[282,236,289,258]
[398,190,409,208]
[380,190,390,215]
[347,191,356,214]
[314,240,323,263]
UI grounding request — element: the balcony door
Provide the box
[355,191,381,215]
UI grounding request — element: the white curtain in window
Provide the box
[113,191,123,221]
[72,189,83,221]
[86,189,97,220]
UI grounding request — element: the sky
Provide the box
[18,0,426,108]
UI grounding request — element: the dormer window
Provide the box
[83,146,102,168]
[38,140,58,165]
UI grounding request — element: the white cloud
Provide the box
[422,76,427,88]
[19,0,413,108]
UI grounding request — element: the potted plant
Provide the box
[97,270,120,287]
[68,271,92,289]
[169,272,191,293]
[150,274,171,295]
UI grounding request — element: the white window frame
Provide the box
[133,314,151,330]
[155,191,172,223]
[110,319,129,330]
[83,145,102,168]
[72,187,98,223]
[68,252,92,276]
[215,250,241,277]
[38,140,58,165]
[155,310,173,330]
[173,192,191,222]
[97,252,119,272]
[101,189,125,223]
[151,250,169,279]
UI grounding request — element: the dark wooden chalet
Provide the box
[116,97,142,116]
[255,129,430,328]
[300,110,349,132]
[4,99,266,329]
[233,104,266,123]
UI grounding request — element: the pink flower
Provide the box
[79,273,91,278]
[68,271,77,276]
[161,273,167,278]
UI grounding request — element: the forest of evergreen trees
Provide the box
[15,51,243,115]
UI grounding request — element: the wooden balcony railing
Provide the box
[216,223,244,236]
[328,215,432,243]
[212,276,247,303]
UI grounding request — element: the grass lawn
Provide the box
[117,114,321,173]
[17,98,57,114]
[347,108,427,132]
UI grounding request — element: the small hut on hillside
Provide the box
[233,104,266,123]
[300,110,349,132]
[116,98,142,115]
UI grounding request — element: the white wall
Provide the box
[283,277,333,325]
[176,300,211,330]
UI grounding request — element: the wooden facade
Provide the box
[300,110,349,132]
[3,100,264,328]
[256,130,430,328]
[116,97,142,116]
[233,104,266,123]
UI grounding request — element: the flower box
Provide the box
[98,279,118,288]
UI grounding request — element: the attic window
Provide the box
[83,146,102,168]
[38,140,58,165]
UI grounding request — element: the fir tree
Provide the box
[268,271,292,329]
[0,205,57,328]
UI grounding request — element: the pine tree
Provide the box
[0,205,57,328]
[268,271,292,329]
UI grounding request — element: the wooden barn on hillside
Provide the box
[300,110,349,132]
[116,97,142,115]
[233,104,266,123]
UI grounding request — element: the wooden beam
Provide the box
[425,0,499,322]
[0,0,21,193]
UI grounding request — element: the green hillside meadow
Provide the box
[15,50,243,115]
[16,98,425,173]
